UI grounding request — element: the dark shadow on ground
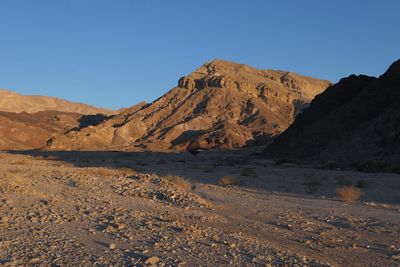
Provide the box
[6,149,400,205]
[6,148,269,187]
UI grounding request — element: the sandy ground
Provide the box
[0,149,399,266]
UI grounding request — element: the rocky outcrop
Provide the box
[48,59,331,151]
[264,59,400,172]
[178,77,196,90]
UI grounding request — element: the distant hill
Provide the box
[0,111,80,150]
[0,111,111,150]
[0,89,114,115]
[47,59,331,151]
[264,60,400,172]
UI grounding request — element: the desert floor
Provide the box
[0,149,399,266]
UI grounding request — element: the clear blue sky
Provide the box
[0,1,399,110]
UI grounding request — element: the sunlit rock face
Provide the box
[48,59,331,151]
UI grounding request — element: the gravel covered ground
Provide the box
[0,150,399,266]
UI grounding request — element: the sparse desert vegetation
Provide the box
[79,167,118,176]
[217,175,238,187]
[116,167,136,176]
[336,186,362,202]
[0,149,399,266]
[11,159,26,165]
[163,175,192,191]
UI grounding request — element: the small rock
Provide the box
[0,216,9,224]
[39,199,49,205]
[29,258,40,263]
[145,256,160,265]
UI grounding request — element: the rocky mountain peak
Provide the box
[47,60,331,151]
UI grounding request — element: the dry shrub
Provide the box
[336,186,361,203]
[164,176,192,191]
[240,167,257,177]
[117,167,136,176]
[53,162,74,168]
[7,169,24,174]
[217,176,238,187]
[92,168,116,176]
[80,167,136,177]
[11,159,26,165]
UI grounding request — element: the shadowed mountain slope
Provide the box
[264,59,400,172]
[48,60,331,151]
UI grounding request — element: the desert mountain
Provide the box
[48,60,331,151]
[0,111,81,150]
[0,89,114,115]
[0,111,112,150]
[0,111,111,150]
[264,59,400,172]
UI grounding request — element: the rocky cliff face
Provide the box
[0,89,114,115]
[264,60,400,172]
[48,60,331,151]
